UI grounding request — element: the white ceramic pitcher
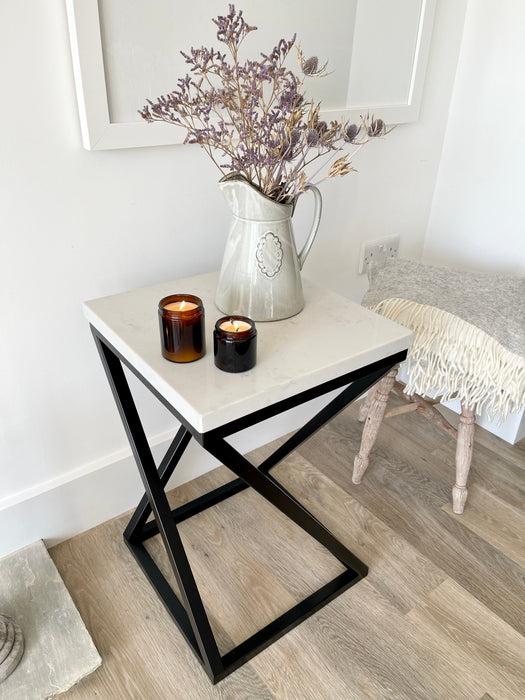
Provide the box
[215,175,322,321]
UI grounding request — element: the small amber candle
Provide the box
[158,294,205,363]
[214,316,257,373]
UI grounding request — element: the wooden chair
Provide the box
[351,259,525,514]
[353,368,475,513]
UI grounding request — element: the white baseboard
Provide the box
[1,391,340,559]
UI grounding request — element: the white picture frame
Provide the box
[65,0,436,151]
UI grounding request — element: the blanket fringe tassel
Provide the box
[370,298,525,421]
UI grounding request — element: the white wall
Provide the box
[424,0,525,274]
[0,0,467,557]
[423,0,525,442]
[303,0,468,302]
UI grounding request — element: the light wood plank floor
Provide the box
[51,398,525,699]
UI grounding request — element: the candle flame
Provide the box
[233,320,240,332]
[180,300,186,310]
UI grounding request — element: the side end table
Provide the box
[84,272,411,683]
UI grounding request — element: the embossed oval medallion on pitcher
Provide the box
[256,232,284,279]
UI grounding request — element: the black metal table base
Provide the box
[91,327,406,683]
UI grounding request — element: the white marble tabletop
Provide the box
[83,272,412,433]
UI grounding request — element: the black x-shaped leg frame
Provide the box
[91,326,407,683]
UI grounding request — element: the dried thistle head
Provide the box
[362,113,389,138]
[343,123,361,144]
[305,128,320,147]
[315,120,328,136]
[296,46,330,77]
[280,128,302,160]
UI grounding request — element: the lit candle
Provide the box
[214,316,257,373]
[158,294,205,363]
[219,319,252,333]
[163,300,198,312]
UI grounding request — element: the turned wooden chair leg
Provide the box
[358,387,376,422]
[353,367,398,484]
[452,404,476,514]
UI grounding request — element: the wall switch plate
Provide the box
[358,235,400,274]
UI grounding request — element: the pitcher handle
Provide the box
[298,185,322,270]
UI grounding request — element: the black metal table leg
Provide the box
[203,435,367,575]
[91,327,405,683]
[124,425,192,543]
[257,366,389,474]
[93,333,223,679]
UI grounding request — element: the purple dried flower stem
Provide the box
[251,44,297,189]
[172,96,228,176]
[194,62,261,184]
[277,137,319,194]
[139,6,389,203]
[197,70,257,180]
[230,63,256,182]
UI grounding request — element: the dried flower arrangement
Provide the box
[139,5,389,203]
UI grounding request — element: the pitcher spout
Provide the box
[219,174,293,222]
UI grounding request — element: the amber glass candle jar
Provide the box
[158,294,205,363]
[213,316,257,373]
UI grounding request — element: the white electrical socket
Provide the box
[358,235,400,274]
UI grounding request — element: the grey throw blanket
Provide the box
[364,259,525,356]
[362,258,525,417]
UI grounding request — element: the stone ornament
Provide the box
[0,614,24,683]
